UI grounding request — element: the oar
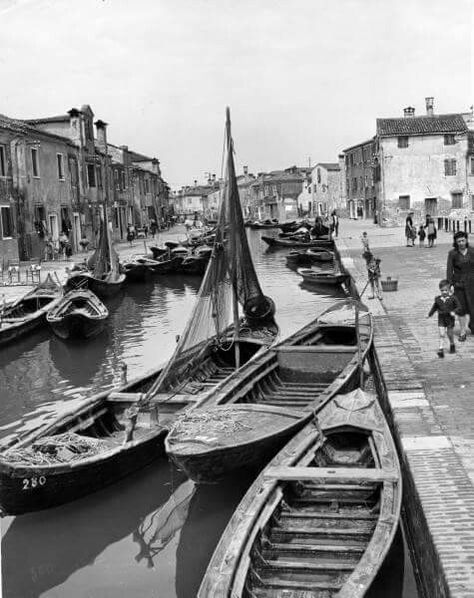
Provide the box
[354,301,365,389]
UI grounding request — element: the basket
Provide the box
[381,277,398,292]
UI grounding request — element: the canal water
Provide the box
[1,230,419,597]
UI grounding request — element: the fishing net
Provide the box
[87,206,120,280]
[146,108,276,397]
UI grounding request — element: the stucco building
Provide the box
[309,162,343,216]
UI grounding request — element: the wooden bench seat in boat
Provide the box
[263,466,398,483]
[273,344,356,354]
[107,391,198,406]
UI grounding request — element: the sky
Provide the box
[0,0,473,188]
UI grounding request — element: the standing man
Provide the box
[331,210,339,238]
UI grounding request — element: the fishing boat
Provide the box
[46,289,108,340]
[262,236,333,249]
[177,246,213,275]
[198,387,402,598]
[65,205,126,299]
[249,219,280,229]
[286,249,334,267]
[0,274,62,348]
[297,267,350,287]
[165,300,372,484]
[0,107,278,515]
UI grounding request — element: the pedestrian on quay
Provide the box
[361,231,370,261]
[446,230,474,341]
[427,218,437,248]
[366,254,382,300]
[418,224,426,248]
[150,219,158,239]
[405,212,415,247]
[126,224,134,247]
[427,279,461,357]
[330,210,339,238]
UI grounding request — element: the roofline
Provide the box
[342,137,376,153]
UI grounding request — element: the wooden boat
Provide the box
[262,235,333,249]
[46,289,108,340]
[149,245,170,260]
[165,300,372,483]
[177,246,213,275]
[65,205,125,299]
[0,274,62,348]
[198,387,402,598]
[0,107,278,515]
[286,249,334,266]
[122,259,149,283]
[277,220,300,233]
[249,220,280,229]
[297,267,350,286]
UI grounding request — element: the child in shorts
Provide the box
[427,279,461,357]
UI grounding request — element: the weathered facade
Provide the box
[0,105,169,261]
[309,162,342,216]
[342,139,377,220]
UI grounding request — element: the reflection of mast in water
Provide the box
[2,462,186,598]
[175,472,256,598]
[132,479,195,568]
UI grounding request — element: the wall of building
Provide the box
[381,134,469,215]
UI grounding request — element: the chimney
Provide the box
[425,97,434,117]
[243,165,248,175]
[95,120,108,151]
[194,179,197,187]
[68,108,82,145]
[403,107,415,118]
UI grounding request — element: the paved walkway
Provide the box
[337,218,474,597]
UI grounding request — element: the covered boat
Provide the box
[65,205,126,298]
[0,107,278,515]
[198,387,402,598]
[47,289,108,340]
[165,300,372,483]
[0,274,62,348]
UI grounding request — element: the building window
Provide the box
[96,166,102,188]
[353,177,358,192]
[471,194,474,211]
[307,185,311,194]
[0,205,13,238]
[470,157,474,176]
[444,134,456,146]
[114,170,120,189]
[444,159,457,176]
[317,168,321,184]
[87,164,96,187]
[451,192,463,209]
[398,195,410,210]
[121,171,126,189]
[145,179,150,194]
[0,145,6,177]
[57,154,64,180]
[31,148,39,177]
[397,136,409,148]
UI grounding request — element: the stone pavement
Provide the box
[337,218,474,597]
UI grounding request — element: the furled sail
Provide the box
[145,107,276,397]
[87,205,120,281]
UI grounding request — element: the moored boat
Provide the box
[249,219,280,229]
[0,274,62,348]
[198,387,402,598]
[262,235,334,249]
[286,249,334,267]
[46,289,108,340]
[297,267,350,286]
[165,300,372,483]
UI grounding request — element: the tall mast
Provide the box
[226,107,240,370]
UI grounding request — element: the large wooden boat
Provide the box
[262,235,334,249]
[0,274,62,348]
[47,289,108,340]
[198,387,402,598]
[297,267,350,287]
[165,300,372,484]
[65,206,125,299]
[0,107,278,515]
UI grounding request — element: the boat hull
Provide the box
[0,312,47,347]
[262,235,333,249]
[65,273,125,299]
[49,313,106,340]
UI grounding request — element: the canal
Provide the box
[1,230,419,597]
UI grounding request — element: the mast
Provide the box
[226,107,240,369]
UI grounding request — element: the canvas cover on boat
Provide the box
[146,108,276,396]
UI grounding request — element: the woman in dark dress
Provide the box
[446,231,474,340]
[405,213,415,246]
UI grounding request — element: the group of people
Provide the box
[405,212,437,248]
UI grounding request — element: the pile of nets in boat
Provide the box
[5,432,110,465]
[172,407,253,440]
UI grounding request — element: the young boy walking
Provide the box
[427,279,461,357]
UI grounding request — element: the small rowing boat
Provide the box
[297,267,350,286]
[286,249,334,267]
[0,274,62,348]
[198,387,402,598]
[47,289,108,340]
[262,236,333,249]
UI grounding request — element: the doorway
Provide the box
[424,197,438,218]
[72,213,81,251]
[48,213,59,242]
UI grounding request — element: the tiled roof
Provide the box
[129,150,153,162]
[25,115,69,124]
[317,162,340,171]
[377,114,468,137]
[0,113,74,144]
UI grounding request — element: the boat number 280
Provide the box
[22,476,46,490]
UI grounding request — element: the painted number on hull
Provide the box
[22,476,46,490]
